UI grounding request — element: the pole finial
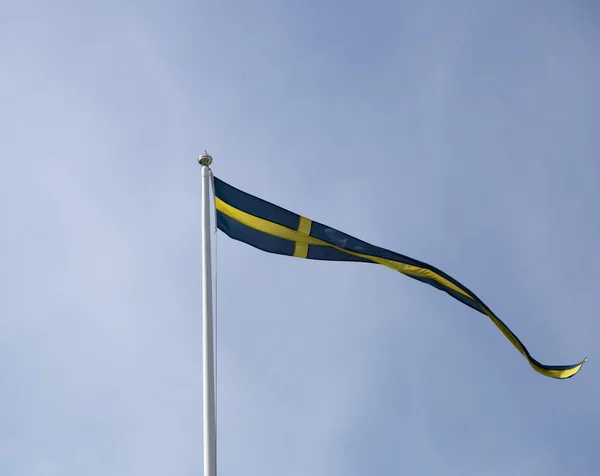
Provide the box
[198,151,213,166]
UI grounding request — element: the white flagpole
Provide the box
[199,152,216,476]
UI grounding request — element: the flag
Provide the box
[214,176,586,379]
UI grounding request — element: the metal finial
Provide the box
[198,150,213,166]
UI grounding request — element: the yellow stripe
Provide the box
[217,197,470,299]
[217,197,585,378]
[217,198,323,245]
[293,217,312,258]
[297,216,312,235]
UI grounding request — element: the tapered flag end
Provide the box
[564,357,587,379]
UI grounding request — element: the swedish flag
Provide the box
[214,176,586,379]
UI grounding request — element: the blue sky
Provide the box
[1,1,599,474]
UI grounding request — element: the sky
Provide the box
[1,1,599,475]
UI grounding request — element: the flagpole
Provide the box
[199,152,217,476]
